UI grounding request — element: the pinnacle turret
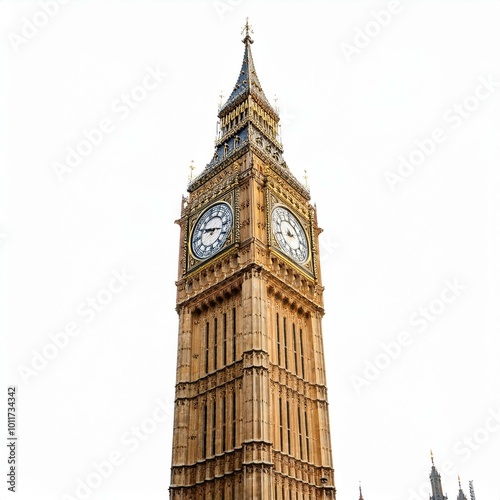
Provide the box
[429,452,448,500]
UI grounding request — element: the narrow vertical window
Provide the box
[223,312,227,366]
[212,399,217,456]
[292,323,298,375]
[214,317,218,371]
[299,328,305,378]
[304,410,310,461]
[202,404,207,459]
[283,317,288,370]
[221,397,226,452]
[279,397,284,451]
[232,391,237,448]
[286,401,291,455]
[232,307,237,362]
[276,313,281,366]
[297,407,303,459]
[205,322,210,373]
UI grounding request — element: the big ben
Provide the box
[169,22,336,500]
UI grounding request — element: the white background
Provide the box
[1,1,500,499]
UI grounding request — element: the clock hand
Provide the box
[204,226,221,234]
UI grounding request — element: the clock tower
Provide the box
[170,23,336,499]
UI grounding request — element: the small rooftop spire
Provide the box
[303,170,309,189]
[359,481,364,500]
[431,449,435,466]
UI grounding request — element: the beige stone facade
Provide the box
[169,30,335,500]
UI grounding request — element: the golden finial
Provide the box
[274,94,280,114]
[189,161,195,181]
[303,170,309,189]
[458,476,462,488]
[241,17,253,43]
[430,449,434,465]
[218,91,224,111]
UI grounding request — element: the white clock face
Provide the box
[191,203,233,260]
[272,206,309,263]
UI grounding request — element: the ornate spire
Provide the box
[191,22,309,200]
[429,453,448,500]
[218,19,277,119]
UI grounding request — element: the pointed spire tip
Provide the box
[241,17,254,44]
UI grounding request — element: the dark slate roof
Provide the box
[208,125,250,168]
[219,36,277,118]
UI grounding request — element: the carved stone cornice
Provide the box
[264,267,324,313]
[242,349,269,370]
[176,247,324,313]
[176,253,243,309]
[269,369,330,404]
[272,451,335,488]
[175,360,244,400]
[170,448,244,487]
